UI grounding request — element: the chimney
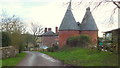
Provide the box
[55,27,58,33]
[44,28,47,33]
[48,28,51,31]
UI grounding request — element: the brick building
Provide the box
[41,1,98,47]
[41,27,58,47]
[59,1,98,47]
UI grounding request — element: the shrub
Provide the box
[2,32,11,47]
[67,34,91,47]
[67,36,77,47]
[47,47,54,52]
[47,45,59,52]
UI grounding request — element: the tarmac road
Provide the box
[17,51,63,66]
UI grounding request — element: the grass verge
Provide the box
[0,52,27,67]
[40,47,118,66]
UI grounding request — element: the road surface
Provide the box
[17,51,63,66]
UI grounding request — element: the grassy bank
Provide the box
[40,47,118,66]
[0,52,27,67]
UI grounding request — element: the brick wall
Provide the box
[80,31,98,45]
[41,36,58,47]
[59,30,80,47]
[42,30,98,48]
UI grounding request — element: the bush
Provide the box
[67,34,91,47]
[47,45,59,52]
[2,32,11,47]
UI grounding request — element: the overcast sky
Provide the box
[0,0,118,37]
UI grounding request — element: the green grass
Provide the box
[0,52,27,67]
[40,47,118,66]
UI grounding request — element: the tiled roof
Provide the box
[42,31,57,36]
[104,28,120,33]
[59,1,79,31]
[80,7,98,31]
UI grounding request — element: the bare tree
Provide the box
[112,1,120,8]
[0,11,26,34]
[78,0,119,16]
[30,22,43,46]
[30,22,43,36]
[64,0,119,26]
[73,0,120,10]
[0,11,27,52]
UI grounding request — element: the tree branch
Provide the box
[113,2,120,9]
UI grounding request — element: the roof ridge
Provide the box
[42,30,57,36]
